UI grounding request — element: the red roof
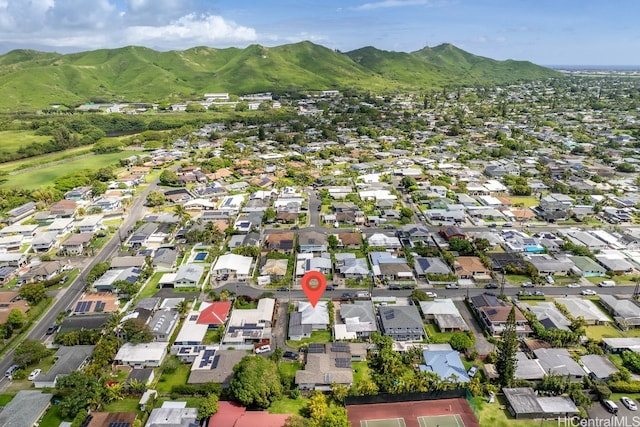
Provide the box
[209,401,290,427]
[197,301,232,325]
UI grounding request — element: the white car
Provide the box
[621,396,637,411]
[254,345,271,354]
[28,369,41,381]
[445,284,459,289]
[425,292,437,298]
[581,289,597,296]
[567,283,581,288]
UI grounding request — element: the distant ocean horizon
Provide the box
[547,65,640,71]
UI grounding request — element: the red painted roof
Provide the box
[209,401,290,427]
[197,301,232,325]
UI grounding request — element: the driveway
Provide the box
[587,399,639,427]
[273,300,291,350]
[454,300,495,356]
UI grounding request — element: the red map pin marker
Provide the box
[301,270,327,308]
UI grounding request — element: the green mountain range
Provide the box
[0,41,561,111]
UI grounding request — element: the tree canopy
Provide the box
[228,356,283,409]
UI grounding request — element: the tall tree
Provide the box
[229,356,283,409]
[496,305,518,388]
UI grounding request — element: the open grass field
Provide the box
[1,151,133,189]
[269,396,307,415]
[0,145,94,173]
[0,130,51,154]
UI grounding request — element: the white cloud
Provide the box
[353,0,434,11]
[123,14,257,47]
[45,0,117,29]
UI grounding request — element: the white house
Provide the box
[211,254,253,279]
[115,342,168,368]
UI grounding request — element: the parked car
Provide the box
[388,285,401,290]
[602,399,619,414]
[445,284,459,289]
[534,291,544,296]
[277,286,289,291]
[254,345,271,354]
[283,351,299,361]
[521,282,534,288]
[545,276,555,285]
[566,283,581,288]
[46,323,59,335]
[342,292,355,298]
[485,283,499,289]
[401,285,414,290]
[503,222,513,227]
[581,289,597,296]
[621,397,637,411]
[425,292,437,298]
[599,280,616,287]
[5,364,19,379]
[326,285,335,291]
[467,366,478,377]
[28,369,41,381]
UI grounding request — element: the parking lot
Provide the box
[587,400,639,427]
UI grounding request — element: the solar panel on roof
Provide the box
[95,301,106,311]
[211,355,220,369]
[189,315,198,321]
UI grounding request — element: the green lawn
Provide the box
[268,396,306,415]
[1,151,135,189]
[504,275,531,285]
[286,330,332,348]
[425,323,456,343]
[0,393,15,406]
[103,397,142,413]
[352,361,370,385]
[279,361,303,378]
[138,272,164,299]
[585,325,623,340]
[0,130,51,156]
[475,396,557,427]
[155,361,191,394]
[508,197,539,208]
[39,404,69,427]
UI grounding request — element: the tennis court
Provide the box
[417,414,465,427]
[361,418,407,427]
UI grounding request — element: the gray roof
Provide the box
[580,354,618,380]
[187,350,247,386]
[514,352,546,380]
[340,301,376,324]
[378,305,424,333]
[526,302,572,331]
[414,257,451,275]
[599,295,640,325]
[289,311,312,338]
[533,348,585,378]
[0,390,53,427]
[59,313,110,333]
[537,396,579,414]
[146,407,198,427]
[503,387,543,415]
[34,345,95,386]
[175,263,204,283]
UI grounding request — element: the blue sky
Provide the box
[0,0,637,65]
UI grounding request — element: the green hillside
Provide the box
[0,41,561,111]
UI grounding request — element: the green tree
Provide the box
[56,371,102,418]
[87,262,109,283]
[327,234,339,251]
[496,305,518,388]
[13,339,50,367]
[229,356,283,409]
[18,282,46,304]
[159,169,179,186]
[7,309,25,329]
[448,237,474,255]
[120,319,153,344]
[146,191,167,207]
[198,393,219,419]
[449,332,475,351]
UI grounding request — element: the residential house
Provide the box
[173,263,205,288]
[111,255,147,270]
[187,349,246,387]
[337,232,362,249]
[0,234,23,251]
[5,201,36,224]
[64,186,92,201]
[49,200,77,218]
[602,337,640,354]
[0,291,29,324]
[419,299,469,332]
[568,255,607,277]
[439,225,466,241]
[335,301,377,340]
[580,354,619,381]
[378,305,426,341]
[171,308,210,362]
[0,266,17,285]
[0,253,28,268]
[595,252,635,274]
[115,342,168,368]
[599,295,640,329]
[153,248,179,271]
[92,267,141,293]
[503,387,579,420]
[93,196,122,211]
[420,350,470,383]
[0,223,38,239]
[128,223,158,249]
[264,232,295,253]
[453,256,492,283]
[470,293,531,337]
[18,261,63,285]
[533,348,585,381]
[148,308,180,342]
[414,257,452,277]
[31,231,59,252]
[197,301,232,329]
[367,233,402,249]
[336,257,370,280]
[145,404,198,427]
[212,254,253,280]
[209,401,290,427]
[298,231,328,253]
[221,298,275,349]
[73,293,119,314]
[0,390,54,427]
[525,254,575,275]
[33,345,95,388]
[77,215,103,234]
[554,297,610,325]
[525,302,571,331]
[295,343,354,391]
[60,233,93,255]
[261,259,288,280]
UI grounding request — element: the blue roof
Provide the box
[420,350,470,383]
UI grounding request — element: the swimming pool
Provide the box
[194,252,208,261]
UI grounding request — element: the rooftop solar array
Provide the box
[335,357,351,368]
[331,343,350,353]
[308,343,325,354]
[211,355,220,370]
[199,349,216,368]
[75,301,92,312]
[95,301,106,311]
